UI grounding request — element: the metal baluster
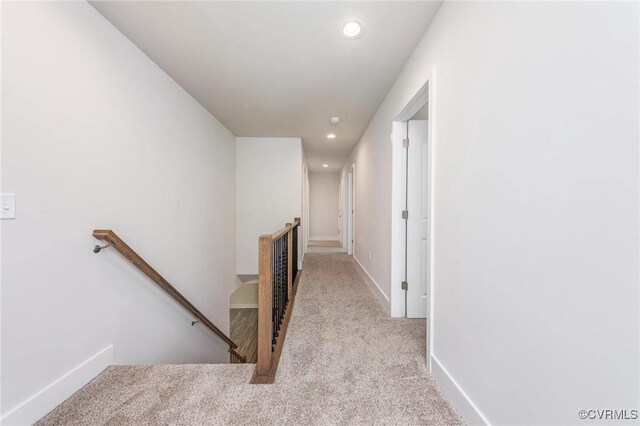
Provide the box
[275,238,278,338]
[278,236,281,323]
[284,233,289,308]
[278,237,284,329]
[282,234,285,313]
[285,232,288,309]
[283,233,286,312]
[272,240,277,350]
[283,234,287,314]
[273,239,280,337]
[293,225,298,283]
[276,237,281,333]
[292,226,296,284]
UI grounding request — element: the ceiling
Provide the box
[91,1,442,172]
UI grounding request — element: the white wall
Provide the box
[236,137,302,275]
[308,173,340,240]
[1,2,238,423]
[343,2,639,424]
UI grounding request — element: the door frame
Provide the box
[390,69,436,370]
[342,172,350,250]
[405,118,429,319]
[347,164,355,256]
[302,162,309,266]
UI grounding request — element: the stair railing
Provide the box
[252,217,301,383]
[92,229,246,364]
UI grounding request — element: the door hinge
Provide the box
[401,281,408,290]
[402,210,408,220]
[402,138,409,148]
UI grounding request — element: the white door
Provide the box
[338,179,343,241]
[342,174,348,248]
[347,169,354,255]
[406,120,429,318]
[337,208,342,240]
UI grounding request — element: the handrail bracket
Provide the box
[93,241,113,253]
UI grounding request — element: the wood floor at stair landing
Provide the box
[230,308,258,364]
[37,253,463,425]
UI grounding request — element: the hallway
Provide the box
[38,254,461,425]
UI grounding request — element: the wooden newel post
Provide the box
[256,234,273,377]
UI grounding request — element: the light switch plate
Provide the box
[1,194,16,219]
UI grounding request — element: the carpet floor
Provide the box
[38,253,463,425]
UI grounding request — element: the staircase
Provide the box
[93,229,247,364]
[90,216,302,373]
[37,245,463,425]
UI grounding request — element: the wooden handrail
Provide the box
[270,219,301,241]
[271,224,291,241]
[92,230,245,362]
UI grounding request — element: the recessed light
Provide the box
[330,116,341,125]
[340,20,363,39]
[327,133,336,139]
[322,164,329,168]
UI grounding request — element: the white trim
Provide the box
[308,236,340,241]
[390,120,406,318]
[347,164,355,256]
[391,81,431,319]
[427,65,438,372]
[229,303,259,309]
[390,74,436,372]
[353,256,390,314]
[395,82,430,122]
[1,345,114,425]
[351,164,355,257]
[341,173,349,249]
[431,355,490,426]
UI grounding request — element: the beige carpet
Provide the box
[38,254,463,425]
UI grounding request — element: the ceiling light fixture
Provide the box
[323,164,329,168]
[340,19,363,39]
[330,116,341,125]
[327,133,336,139]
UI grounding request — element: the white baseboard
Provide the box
[229,303,258,309]
[1,345,114,425]
[353,256,390,314]
[309,236,340,241]
[431,355,490,426]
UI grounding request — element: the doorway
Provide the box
[307,171,343,253]
[347,165,355,256]
[405,118,429,318]
[390,78,434,368]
